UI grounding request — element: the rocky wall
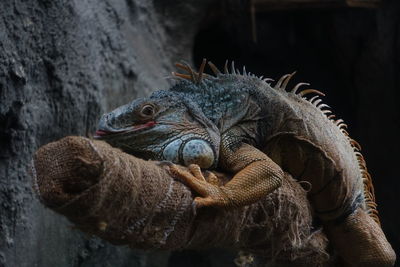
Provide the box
[0,1,210,266]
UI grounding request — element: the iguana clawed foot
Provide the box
[169,164,230,208]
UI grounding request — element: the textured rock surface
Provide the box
[0,0,210,266]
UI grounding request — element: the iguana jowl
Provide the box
[95,59,396,266]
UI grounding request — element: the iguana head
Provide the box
[94,90,220,169]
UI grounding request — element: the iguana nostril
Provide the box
[182,139,214,169]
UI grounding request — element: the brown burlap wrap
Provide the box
[31,136,330,265]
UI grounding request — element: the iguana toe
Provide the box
[188,164,207,182]
[169,164,230,207]
[194,196,220,207]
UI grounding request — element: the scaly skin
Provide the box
[95,60,395,266]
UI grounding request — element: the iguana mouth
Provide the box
[94,121,156,138]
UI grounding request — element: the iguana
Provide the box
[94,59,396,266]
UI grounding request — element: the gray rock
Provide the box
[0,0,210,266]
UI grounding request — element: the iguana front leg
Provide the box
[170,141,284,208]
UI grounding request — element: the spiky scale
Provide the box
[293,83,310,94]
[317,103,330,110]
[172,72,191,80]
[341,129,350,136]
[263,78,274,83]
[313,99,323,107]
[208,61,221,76]
[183,62,197,81]
[197,58,207,82]
[282,71,296,91]
[224,60,229,74]
[299,88,325,97]
[335,119,344,125]
[175,62,190,72]
[308,95,319,104]
[231,61,236,74]
[275,74,291,90]
[350,139,362,150]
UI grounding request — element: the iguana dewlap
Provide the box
[95,60,395,266]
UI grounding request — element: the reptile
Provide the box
[94,59,396,266]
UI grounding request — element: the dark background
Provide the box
[0,0,399,266]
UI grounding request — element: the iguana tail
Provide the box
[324,207,396,266]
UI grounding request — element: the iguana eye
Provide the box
[140,104,155,117]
